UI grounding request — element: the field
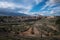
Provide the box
[0,16,60,40]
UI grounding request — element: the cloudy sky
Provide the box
[0,0,60,16]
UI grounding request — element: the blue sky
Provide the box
[0,0,60,16]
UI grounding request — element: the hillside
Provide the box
[0,16,60,40]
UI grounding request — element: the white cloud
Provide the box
[40,0,60,15]
[40,2,50,11]
[40,0,60,11]
[50,0,60,3]
[40,0,56,11]
[17,5,32,14]
[50,10,55,14]
[0,1,28,9]
[26,12,44,16]
[0,0,59,16]
[39,13,44,15]
[19,0,36,6]
[35,0,42,4]
[50,7,60,14]
[0,1,32,9]
[0,0,36,15]
[0,2,15,9]
[0,1,33,14]
[33,0,60,16]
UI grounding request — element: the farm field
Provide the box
[0,16,60,40]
